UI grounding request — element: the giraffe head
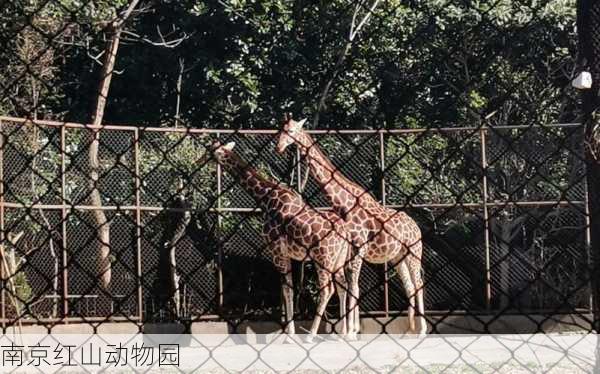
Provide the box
[200,140,236,166]
[276,116,308,154]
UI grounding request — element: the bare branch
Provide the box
[122,25,191,49]
[7,231,23,246]
[112,0,143,29]
[349,1,363,39]
[313,0,382,128]
[266,164,279,182]
[349,0,381,42]
[175,58,185,127]
[86,43,105,67]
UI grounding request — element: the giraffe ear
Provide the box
[297,118,308,129]
[223,142,236,151]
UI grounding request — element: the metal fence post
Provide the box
[134,128,143,321]
[216,132,224,309]
[480,127,491,310]
[296,148,302,192]
[585,165,593,313]
[578,0,600,333]
[379,132,389,317]
[61,126,69,320]
[0,119,5,328]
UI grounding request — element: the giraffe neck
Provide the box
[297,132,368,215]
[220,152,280,205]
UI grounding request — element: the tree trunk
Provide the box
[31,162,60,318]
[1,232,24,321]
[174,58,184,127]
[29,81,60,316]
[88,1,140,291]
[153,195,190,320]
[88,28,122,291]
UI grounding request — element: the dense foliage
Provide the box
[1,0,578,128]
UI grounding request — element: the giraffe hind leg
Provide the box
[393,258,416,334]
[347,255,363,339]
[280,266,295,336]
[333,268,348,337]
[408,253,426,336]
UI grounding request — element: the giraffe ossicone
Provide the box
[222,141,235,151]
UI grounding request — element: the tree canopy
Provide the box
[0,0,578,129]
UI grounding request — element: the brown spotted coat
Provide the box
[209,142,351,339]
[276,119,426,336]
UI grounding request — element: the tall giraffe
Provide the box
[203,141,351,342]
[276,118,426,337]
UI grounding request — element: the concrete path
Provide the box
[184,334,597,372]
[2,333,597,372]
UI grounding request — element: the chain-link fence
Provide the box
[1,0,599,370]
[0,115,592,331]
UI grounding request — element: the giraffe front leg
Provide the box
[280,265,295,337]
[306,269,334,343]
[271,246,295,340]
[347,256,363,340]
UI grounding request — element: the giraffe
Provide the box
[276,117,426,337]
[202,141,351,342]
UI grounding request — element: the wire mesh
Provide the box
[0,0,598,371]
[0,117,591,326]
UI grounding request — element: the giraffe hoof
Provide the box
[282,334,296,344]
[305,334,315,344]
[347,332,358,341]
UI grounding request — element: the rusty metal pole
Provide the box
[296,148,302,192]
[480,128,491,310]
[0,120,5,328]
[134,128,143,321]
[216,132,224,309]
[585,174,593,312]
[61,126,69,320]
[380,132,389,317]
